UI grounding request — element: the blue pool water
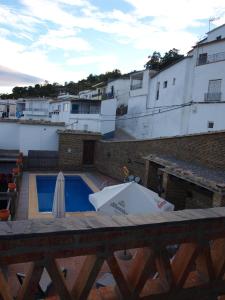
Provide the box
[36,175,95,212]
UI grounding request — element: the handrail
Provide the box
[0,207,225,299]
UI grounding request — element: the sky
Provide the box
[0,0,225,93]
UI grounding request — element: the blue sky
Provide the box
[0,0,225,92]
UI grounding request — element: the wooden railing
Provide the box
[1,207,225,299]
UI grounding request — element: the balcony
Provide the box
[23,109,49,116]
[130,82,143,90]
[204,92,222,102]
[1,207,225,299]
[197,51,225,66]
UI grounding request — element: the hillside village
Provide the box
[1,23,225,142]
[0,22,225,299]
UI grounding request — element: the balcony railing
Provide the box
[204,92,222,102]
[197,51,225,65]
[1,207,225,299]
[130,82,143,90]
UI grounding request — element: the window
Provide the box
[216,35,222,40]
[163,81,167,88]
[173,78,176,85]
[111,85,114,97]
[63,103,69,112]
[71,103,79,114]
[205,79,222,101]
[208,121,214,129]
[198,53,207,65]
[155,82,160,100]
[130,72,143,90]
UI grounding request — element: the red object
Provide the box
[0,209,10,221]
[8,182,16,191]
[12,168,20,175]
[16,158,23,164]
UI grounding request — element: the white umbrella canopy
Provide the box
[52,172,65,218]
[89,182,174,216]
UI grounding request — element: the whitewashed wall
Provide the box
[0,121,64,155]
[148,58,192,108]
[106,79,130,107]
[19,124,64,155]
[188,103,225,134]
[0,122,19,150]
[100,99,117,135]
[205,25,225,42]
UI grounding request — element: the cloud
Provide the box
[1,0,225,88]
[0,65,43,87]
[34,28,91,51]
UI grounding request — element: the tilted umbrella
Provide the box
[52,172,65,218]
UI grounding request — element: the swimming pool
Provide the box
[36,175,95,212]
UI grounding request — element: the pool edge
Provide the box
[28,173,99,219]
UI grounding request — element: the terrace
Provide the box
[0,207,225,299]
[0,136,225,299]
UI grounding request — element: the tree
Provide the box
[160,48,184,69]
[144,51,161,70]
[145,49,184,70]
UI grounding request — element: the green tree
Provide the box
[160,48,184,69]
[144,51,161,70]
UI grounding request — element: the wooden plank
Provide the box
[16,261,44,300]
[195,242,215,282]
[0,269,13,300]
[71,255,105,300]
[127,247,156,299]
[0,207,225,238]
[171,243,200,288]
[45,258,72,300]
[106,254,131,299]
[211,238,225,279]
[155,248,174,290]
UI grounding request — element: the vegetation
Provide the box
[0,49,185,99]
[145,48,184,70]
[0,69,122,99]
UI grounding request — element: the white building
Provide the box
[50,97,117,138]
[117,23,225,139]
[106,77,130,107]
[78,89,95,99]
[22,98,51,121]
[0,99,17,118]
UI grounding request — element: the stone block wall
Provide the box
[58,131,101,171]
[94,131,225,182]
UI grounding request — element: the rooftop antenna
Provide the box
[208,16,220,31]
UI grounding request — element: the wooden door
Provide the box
[83,140,95,165]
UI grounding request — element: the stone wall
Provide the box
[58,130,101,170]
[94,130,225,182]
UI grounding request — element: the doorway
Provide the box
[83,140,95,165]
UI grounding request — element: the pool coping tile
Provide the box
[28,173,99,219]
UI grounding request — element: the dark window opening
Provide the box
[198,53,208,65]
[216,35,222,40]
[208,121,214,129]
[163,81,167,88]
[156,82,160,100]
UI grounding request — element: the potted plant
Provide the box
[8,182,16,192]
[0,209,10,221]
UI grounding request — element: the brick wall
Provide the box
[94,130,225,182]
[58,131,101,170]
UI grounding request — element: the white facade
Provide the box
[78,90,95,99]
[50,98,117,137]
[22,98,50,120]
[0,121,64,155]
[117,24,225,139]
[106,78,130,107]
[0,99,17,118]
